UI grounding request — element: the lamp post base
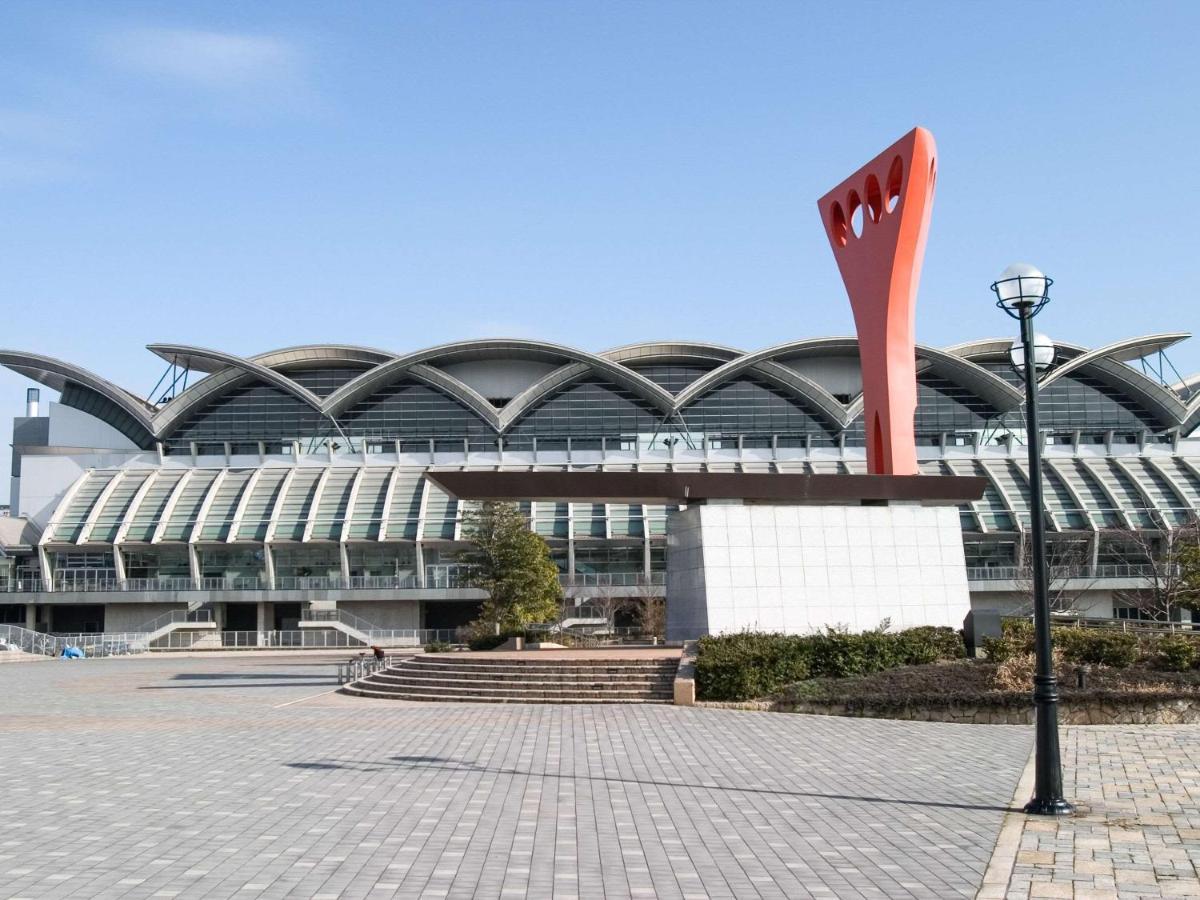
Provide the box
[1023,797,1075,817]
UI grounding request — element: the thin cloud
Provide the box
[100,26,301,90]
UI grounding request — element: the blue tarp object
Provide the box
[61,646,85,659]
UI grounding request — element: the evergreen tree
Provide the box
[461,501,561,630]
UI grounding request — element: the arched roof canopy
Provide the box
[600,341,743,367]
[1038,335,1191,430]
[673,337,859,430]
[326,339,677,425]
[250,345,397,370]
[0,351,158,446]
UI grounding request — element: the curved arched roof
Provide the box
[0,350,158,441]
[2,333,1197,443]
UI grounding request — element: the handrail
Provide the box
[966,563,1174,581]
[134,607,214,634]
[560,572,666,587]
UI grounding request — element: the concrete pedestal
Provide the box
[665,502,971,641]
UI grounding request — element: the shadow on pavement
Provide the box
[284,754,1018,813]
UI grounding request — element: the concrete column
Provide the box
[263,544,276,589]
[188,544,201,589]
[256,600,268,647]
[414,542,425,588]
[38,545,53,592]
[25,603,36,630]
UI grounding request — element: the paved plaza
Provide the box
[1,653,1034,899]
[990,727,1200,899]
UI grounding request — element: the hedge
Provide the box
[982,618,1198,671]
[694,626,965,702]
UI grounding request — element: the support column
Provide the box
[263,544,276,590]
[414,542,426,588]
[256,600,268,647]
[25,603,36,630]
[188,544,201,589]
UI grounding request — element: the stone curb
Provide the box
[976,745,1037,899]
[673,640,698,706]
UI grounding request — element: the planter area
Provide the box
[693,622,1200,725]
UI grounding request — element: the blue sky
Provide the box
[2,1,1198,498]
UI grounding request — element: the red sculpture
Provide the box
[818,127,937,476]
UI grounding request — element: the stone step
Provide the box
[401,661,677,675]
[343,685,672,704]
[367,673,672,691]
[409,656,677,669]
[386,672,681,686]
[346,654,680,705]
[359,681,674,702]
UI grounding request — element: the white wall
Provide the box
[667,502,973,640]
[47,402,139,451]
[104,602,186,632]
[340,600,420,630]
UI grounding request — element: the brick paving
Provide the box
[0,653,1032,899]
[998,727,1200,899]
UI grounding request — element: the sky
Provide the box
[2,1,1199,500]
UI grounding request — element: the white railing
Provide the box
[0,625,150,657]
[967,564,1171,581]
[560,572,666,587]
[135,607,214,634]
[276,574,418,591]
[364,628,459,647]
[300,607,383,635]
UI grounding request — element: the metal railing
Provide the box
[966,564,1170,582]
[275,574,419,591]
[134,607,214,634]
[337,655,392,685]
[364,628,459,646]
[300,607,383,635]
[6,573,462,594]
[0,624,149,657]
[560,572,667,587]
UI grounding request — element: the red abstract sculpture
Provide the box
[818,127,937,476]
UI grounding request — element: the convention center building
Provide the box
[1,334,1198,640]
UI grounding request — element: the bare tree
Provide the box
[1011,532,1100,616]
[1110,521,1200,621]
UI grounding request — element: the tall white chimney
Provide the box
[26,388,40,417]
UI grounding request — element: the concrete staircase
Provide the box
[343,654,679,704]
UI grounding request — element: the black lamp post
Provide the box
[991,262,1074,817]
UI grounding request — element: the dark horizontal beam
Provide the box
[427,471,987,504]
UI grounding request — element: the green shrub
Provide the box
[466,628,537,651]
[694,625,966,702]
[895,626,966,665]
[808,627,902,678]
[1054,629,1137,668]
[424,641,452,653]
[694,633,813,702]
[1154,636,1197,672]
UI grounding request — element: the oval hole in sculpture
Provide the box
[864,174,883,223]
[886,155,903,212]
[830,201,848,246]
[848,190,863,238]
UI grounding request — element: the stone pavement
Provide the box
[0,653,1032,899]
[988,727,1200,899]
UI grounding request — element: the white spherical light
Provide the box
[1010,332,1056,373]
[992,262,1050,310]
